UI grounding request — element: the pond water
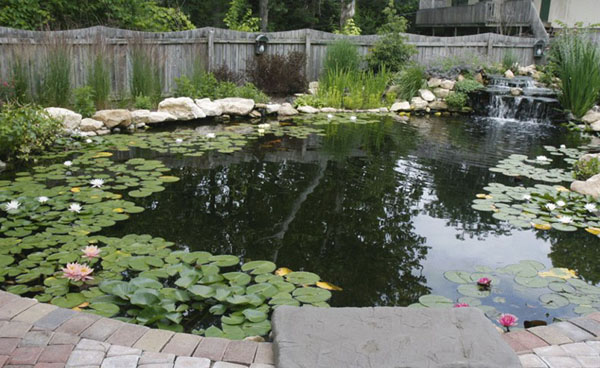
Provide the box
[1,113,599,333]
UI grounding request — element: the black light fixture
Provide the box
[534,40,546,59]
[255,34,269,55]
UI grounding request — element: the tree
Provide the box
[340,0,356,29]
[224,0,260,32]
[259,0,269,31]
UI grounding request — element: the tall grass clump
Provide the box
[502,51,518,71]
[551,31,600,118]
[130,48,162,104]
[323,39,361,75]
[393,65,426,101]
[317,67,393,109]
[11,57,30,103]
[41,46,71,107]
[88,53,111,109]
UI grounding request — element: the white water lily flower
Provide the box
[85,139,93,144]
[37,196,49,204]
[327,114,334,119]
[90,179,104,188]
[258,123,271,129]
[585,203,597,212]
[536,156,549,162]
[4,200,21,211]
[175,138,183,144]
[64,160,73,167]
[546,203,556,211]
[257,128,265,135]
[522,194,531,201]
[350,116,357,121]
[206,133,216,139]
[560,144,566,149]
[556,200,566,207]
[68,203,82,213]
[559,216,573,224]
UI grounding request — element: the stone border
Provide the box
[0,290,274,368]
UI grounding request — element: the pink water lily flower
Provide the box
[498,313,518,331]
[82,245,101,259]
[62,263,94,282]
[454,303,470,308]
[477,277,492,288]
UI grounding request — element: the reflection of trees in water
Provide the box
[105,119,431,308]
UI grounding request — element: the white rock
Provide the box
[391,101,411,112]
[510,87,523,96]
[278,103,299,116]
[582,110,600,124]
[591,121,600,132]
[148,111,177,124]
[80,118,104,132]
[215,98,255,116]
[427,78,442,88]
[131,109,151,124]
[440,80,456,90]
[419,89,436,102]
[433,88,450,98]
[195,98,223,117]
[410,97,428,111]
[0,160,6,172]
[158,97,206,120]
[320,107,338,113]
[298,105,319,114]
[79,131,97,137]
[249,110,262,118]
[96,129,110,136]
[265,104,281,114]
[92,109,132,128]
[135,123,147,130]
[44,107,82,130]
[571,174,600,199]
[504,69,515,79]
[429,100,448,110]
[308,81,319,95]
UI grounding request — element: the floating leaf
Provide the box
[418,294,453,307]
[316,281,343,291]
[538,268,577,280]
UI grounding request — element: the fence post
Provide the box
[207,29,214,72]
[487,35,493,58]
[305,31,312,81]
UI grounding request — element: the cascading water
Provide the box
[472,76,564,123]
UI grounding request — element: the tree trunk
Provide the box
[340,0,356,28]
[259,0,269,32]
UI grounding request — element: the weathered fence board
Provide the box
[0,26,536,95]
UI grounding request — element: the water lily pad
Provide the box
[285,272,320,285]
[539,293,569,309]
[457,284,490,298]
[443,271,472,284]
[418,294,452,307]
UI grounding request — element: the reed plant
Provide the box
[323,39,361,75]
[11,56,30,103]
[393,65,426,101]
[130,48,162,104]
[88,53,111,109]
[41,45,71,107]
[318,67,392,109]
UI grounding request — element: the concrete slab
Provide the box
[272,306,521,368]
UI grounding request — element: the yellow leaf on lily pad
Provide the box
[92,152,113,158]
[70,187,80,193]
[538,268,577,279]
[113,208,124,213]
[533,223,552,230]
[555,186,570,192]
[72,307,82,311]
[77,302,90,308]
[586,227,600,235]
[316,281,343,291]
[476,194,493,199]
[275,267,292,276]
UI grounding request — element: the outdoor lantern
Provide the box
[255,34,269,55]
[534,40,546,59]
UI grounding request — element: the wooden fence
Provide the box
[0,26,537,95]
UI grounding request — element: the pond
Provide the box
[1,113,599,336]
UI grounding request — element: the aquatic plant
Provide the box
[393,65,427,101]
[88,53,111,109]
[323,39,361,76]
[317,68,393,109]
[497,313,518,331]
[40,45,71,107]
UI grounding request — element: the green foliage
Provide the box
[0,103,61,161]
[224,0,259,32]
[72,86,95,118]
[174,73,268,103]
[323,40,361,76]
[335,18,361,35]
[574,157,600,181]
[234,83,269,103]
[316,67,392,109]
[366,30,415,73]
[378,0,408,35]
[40,46,71,107]
[393,65,426,100]
[502,51,518,72]
[0,79,15,106]
[11,57,30,103]
[294,94,324,108]
[455,79,484,94]
[130,49,162,104]
[134,95,154,110]
[88,54,111,109]
[446,92,468,110]
[0,0,50,30]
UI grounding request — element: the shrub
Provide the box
[0,103,62,161]
[130,49,162,104]
[11,57,29,103]
[247,52,307,95]
[454,79,484,94]
[214,64,244,85]
[174,73,268,103]
[294,94,324,108]
[574,157,600,181]
[88,53,111,109]
[335,18,361,36]
[446,92,468,110]
[134,95,153,110]
[393,65,426,101]
[72,86,95,118]
[323,40,361,76]
[234,82,269,103]
[41,46,71,107]
[0,79,15,106]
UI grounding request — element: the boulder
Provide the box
[297,105,319,114]
[80,118,104,132]
[158,97,206,120]
[580,153,600,163]
[96,129,110,136]
[510,87,523,96]
[582,110,600,124]
[320,107,338,113]
[265,104,281,115]
[504,69,515,79]
[44,107,82,130]
[475,73,484,84]
[410,97,428,111]
[429,100,448,110]
[215,98,255,116]
[440,80,456,90]
[308,81,319,95]
[457,75,465,82]
[571,174,600,199]
[148,111,176,124]
[433,88,450,98]
[278,103,299,116]
[419,89,436,102]
[427,78,442,88]
[391,101,411,112]
[131,110,151,124]
[249,110,262,118]
[195,98,223,117]
[591,121,600,132]
[92,109,132,128]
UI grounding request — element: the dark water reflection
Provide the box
[103,115,600,319]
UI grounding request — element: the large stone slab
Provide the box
[272,306,520,368]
